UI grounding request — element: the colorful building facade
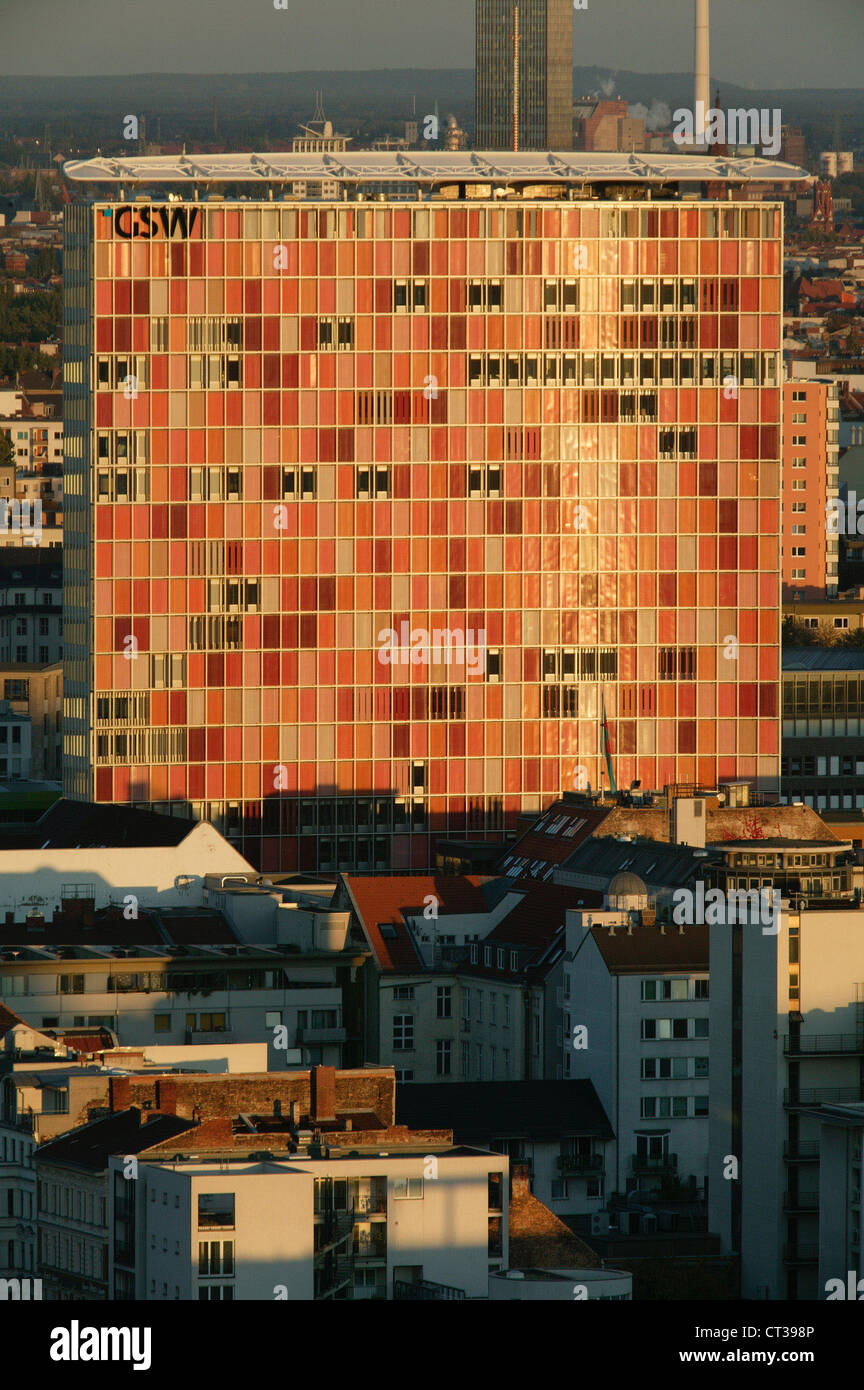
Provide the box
[63,156,787,871]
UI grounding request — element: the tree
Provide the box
[0,432,13,471]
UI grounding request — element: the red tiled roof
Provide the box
[343,874,491,971]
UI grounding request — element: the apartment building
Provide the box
[62,151,798,870]
[0,798,254,922]
[0,1004,37,1283]
[397,1079,614,1218]
[340,873,602,1083]
[109,1144,507,1301]
[0,661,62,781]
[781,649,864,809]
[0,551,62,666]
[709,901,864,1299]
[810,1103,864,1298]
[0,700,31,780]
[566,877,711,1201]
[782,378,840,600]
[35,1108,192,1300]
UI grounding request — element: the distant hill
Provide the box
[0,69,861,150]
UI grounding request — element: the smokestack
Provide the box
[694,0,710,145]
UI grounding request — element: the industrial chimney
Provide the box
[694,0,711,145]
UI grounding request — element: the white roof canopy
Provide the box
[63,150,810,185]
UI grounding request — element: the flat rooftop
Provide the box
[63,151,810,187]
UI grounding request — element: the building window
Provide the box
[392,1178,423,1200]
[197,1194,234,1230]
[393,1014,415,1050]
[436,1039,452,1075]
[436,986,452,1019]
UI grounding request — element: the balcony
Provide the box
[353,1232,387,1261]
[784,1087,864,1106]
[557,1153,605,1175]
[631,1152,677,1175]
[295,1026,347,1045]
[783,1190,819,1213]
[784,1141,820,1163]
[353,1193,386,1217]
[782,1243,818,1265]
[784,1034,864,1057]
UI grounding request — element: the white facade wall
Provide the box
[0,822,254,921]
[110,1151,507,1301]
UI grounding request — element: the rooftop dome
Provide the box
[607,871,647,898]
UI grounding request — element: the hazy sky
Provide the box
[0,0,861,88]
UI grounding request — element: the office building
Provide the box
[475,0,573,151]
[62,151,801,871]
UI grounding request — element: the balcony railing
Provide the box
[784,1034,864,1056]
[782,1243,818,1264]
[784,1087,864,1106]
[557,1153,605,1175]
[782,1190,819,1212]
[353,1194,386,1217]
[783,1141,820,1161]
[631,1152,677,1174]
[353,1233,387,1260]
[394,1278,466,1301]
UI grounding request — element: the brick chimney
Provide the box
[108,1076,131,1111]
[310,1066,336,1122]
[155,1079,178,1115]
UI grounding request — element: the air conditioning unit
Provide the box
[590,1212,610,1236]
[617,1210,636,1235]
[641,1212,658,1233]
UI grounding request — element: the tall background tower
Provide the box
[694,0,711,145]
[475,0,574,150]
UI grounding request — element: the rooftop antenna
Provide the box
[313,89,325,124]
[512,2,520,153]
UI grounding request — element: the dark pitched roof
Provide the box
[396,1080,614,1143]
[0,798,198,850]
[34,1108,194,1170]
[493,800,612,880]
[559,836,719,887]
[589,923,709,973]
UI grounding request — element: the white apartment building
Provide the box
[709,901,864,1300]
[0,699,31,779]
[0,1119,36,1284]
[0,810,253,922]
[566,874,710,1202]
[108,1147,508,1301]
[809,1103,864,1299]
